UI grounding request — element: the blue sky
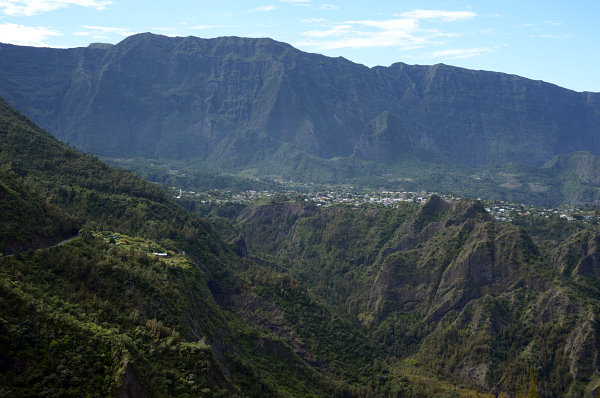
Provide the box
[0,0,598,92]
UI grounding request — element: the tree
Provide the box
[527,367,540,398]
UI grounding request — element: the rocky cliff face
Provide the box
[367,198,527,320]
[233,196,600,395]
[1,33,599,171]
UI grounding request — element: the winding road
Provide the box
[2,234,79,258]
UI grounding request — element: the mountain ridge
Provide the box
[230,197,600,395]
[0,94,433,397]
[5,95,600,395]
[1,33,599,174]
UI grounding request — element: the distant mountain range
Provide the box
[1,33,600,204]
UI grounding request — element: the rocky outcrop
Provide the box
[118,364,146,398]
[368,198,528,322]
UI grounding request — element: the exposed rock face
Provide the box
[118,364,146,398]
[1,33,599,171]
[556,230,600,278]
[353,111,415,162]
[253,337,295,363]
[233,235,248,257]
[545,151,600,185]
[235,196,600,395]
[237,201,317,253]
[367,197,523,321]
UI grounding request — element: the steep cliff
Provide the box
[1,33,599,171]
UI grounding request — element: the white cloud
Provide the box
[429,47,491,59]
[191,24,225,30]
[295,10,479,53]
[279,0,310,5]
[302,24,351,37]
[0,0,112,16]
[296,18,422,50]
[320,4,338,10]
[252,5,276,12]
[531,33,569,39]
[346,18,419,31]
[301,17,325,23]
[81,25,135,37]
[398,9,476,21]
[296,23,425,50]
[0,22,60,46]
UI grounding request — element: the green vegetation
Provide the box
[105,156,293,194]
[0,168,78,255]
[1,97,385,396]
[3,33,600,207]
[0,234,233,397]
[4,93,600,396]
[0,96,482,396]
[221,197,600,396]
[108,147,600,208]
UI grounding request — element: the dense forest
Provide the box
[2,95,600,397]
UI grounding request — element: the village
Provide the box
[170,186,600,225]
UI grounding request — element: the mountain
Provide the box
[0,168,77,255]
[1,33,599,180]
[4,94,512,397]
[0,95,245,396]
[229,197,600,396]
[352,111,414,162]
[545,151,600,184]
[5,94,600,395]
[0,97,395,397]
